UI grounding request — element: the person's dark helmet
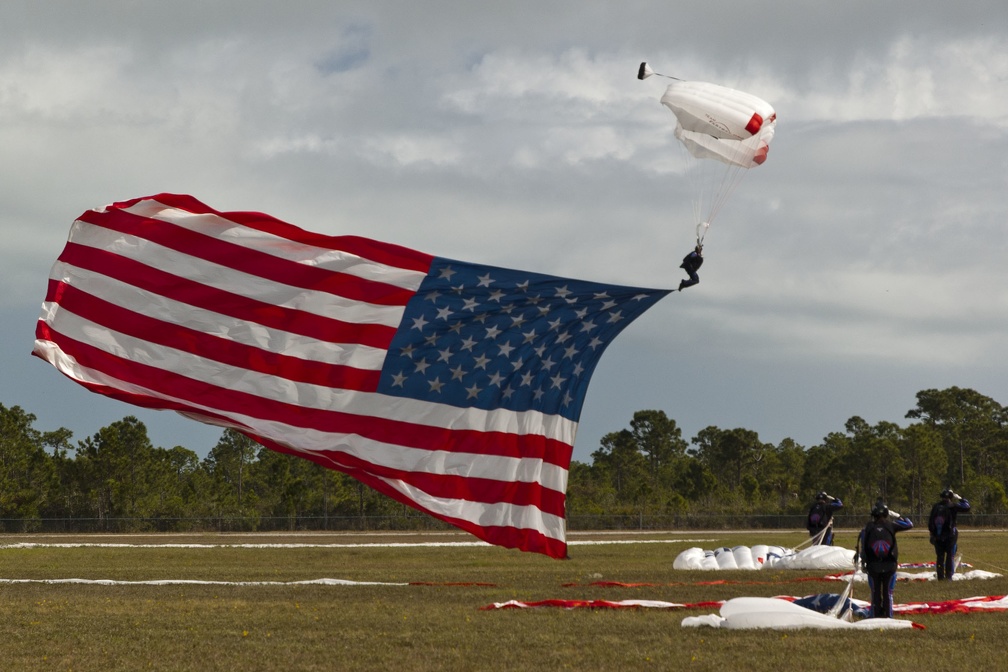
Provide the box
[941,488,954,500]
[871,501,888,519]
[816,491,828,501]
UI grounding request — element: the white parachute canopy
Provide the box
[661,80,776,169]
[639,62,776,238]
[682,597,917,631]
[673,545,855,571]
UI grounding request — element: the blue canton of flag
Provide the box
[378,258,670,421]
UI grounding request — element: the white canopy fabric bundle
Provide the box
[673,545,855,571]
[841,568,1001,583]
[764,545,856,570]
[682,597,918,630]
[660,80,776,169]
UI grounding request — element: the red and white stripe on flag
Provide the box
[34,194,668,558]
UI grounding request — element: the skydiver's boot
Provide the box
[678,280,685,291]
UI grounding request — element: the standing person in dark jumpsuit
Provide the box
[928,488,971,580]
[806,491,843,545]
[677,244,703,291]
[855,500,913,618]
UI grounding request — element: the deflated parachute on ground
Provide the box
[673,545,855,571]
[682,597,918,630]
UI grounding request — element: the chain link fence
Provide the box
[2,513,1006,534]
[567,513,1008,531]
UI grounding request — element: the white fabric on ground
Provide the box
[673,544,853,571]
[681,597,916,630]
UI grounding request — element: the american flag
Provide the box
[34,194,669,557]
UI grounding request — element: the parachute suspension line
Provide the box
[693,130,764,242]
[829,567,858,622]
[705,135,758,225]
[679,141,748,245]
[696,221,708,246]
[677,142,708,241]
[706,164,744,224]
[791,531,820,553]
[831,540,861,622]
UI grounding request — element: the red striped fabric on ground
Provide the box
[34,194,669,558]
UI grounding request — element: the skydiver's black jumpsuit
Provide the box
[928,497,971,580]
[858,514,913,618]
[807,497,843,545]
[679,250,703,291]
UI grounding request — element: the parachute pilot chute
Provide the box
[637,62,655,80]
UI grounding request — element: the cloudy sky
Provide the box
[2,1,1006,463]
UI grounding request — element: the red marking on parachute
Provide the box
[745,113,763,135]
[753,144,769,165]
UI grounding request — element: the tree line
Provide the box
[0,409,409,532]
[568,386,1008,523]
[1,386,1005,532]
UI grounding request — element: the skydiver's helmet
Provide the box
[871,501,889,519]
[695,244,703,254]
[941,488,954,500]
[815,491,828,502]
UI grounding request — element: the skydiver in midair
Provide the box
[677,243,703,291]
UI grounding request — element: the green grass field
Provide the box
[1,528,1006,671]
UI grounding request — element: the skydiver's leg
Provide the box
[679,270,700,291]
[867,574,881,617]
[883,572,897,617]
[944,538,958,579]
[935,545,947,580]
[951,537,959,578]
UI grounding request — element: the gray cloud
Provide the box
[2,1,1007,459]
